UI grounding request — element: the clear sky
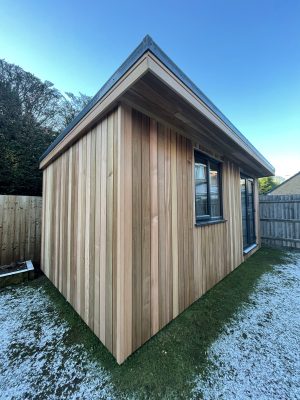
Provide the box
[0,0,299,178]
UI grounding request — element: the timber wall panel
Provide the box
[42,105,250,364]
[0,195,42,265]
[42,109,118,357]
[128,108,245,357]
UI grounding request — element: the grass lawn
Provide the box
[0,247,299,399]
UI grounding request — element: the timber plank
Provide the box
[39,106,258,364]
[100,118,108,345]
[106,112,114,353]
[132,109,142,350]
[157,123,166,328]
[94,123,102,338]
[170,130,179,318]
[141,113,151,343]
[122,104,133,359]
[150,118,159,335]
[89,128,96,330]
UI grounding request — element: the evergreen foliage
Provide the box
[0,59,91,195]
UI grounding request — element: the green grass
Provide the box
[5,247,297,399]
[43,247,294,398]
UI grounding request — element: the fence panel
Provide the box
[260,194,300,248]
[0,195,42,265]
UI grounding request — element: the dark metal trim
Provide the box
[194,149,222,165]
[219,160,224,219]
[40,34,275,175]
[207,159,211,217]
[195,219,227,228]
[40,36,152,161]
[241,175,256,249]
[194,150,223,223]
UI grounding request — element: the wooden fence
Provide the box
[259,194,300,248]
[0,195,42,265]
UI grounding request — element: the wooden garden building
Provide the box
[40,36,275,364]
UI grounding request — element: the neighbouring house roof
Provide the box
[268,171,300,195]
[40,35,275,176]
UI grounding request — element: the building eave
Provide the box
[40,35,275,176]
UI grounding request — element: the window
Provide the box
[240,175,256,248]
[194,151,222,223]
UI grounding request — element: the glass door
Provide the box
[240,176,256,249]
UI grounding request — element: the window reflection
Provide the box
[195,162,208,217]
[194,152,222,223]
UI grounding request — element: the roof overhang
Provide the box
[40,35,275,177]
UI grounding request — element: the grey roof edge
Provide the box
[267,171,300,194]
[40,35,152,161]
[40,35,275,175]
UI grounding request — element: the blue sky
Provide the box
[0,0,299,177]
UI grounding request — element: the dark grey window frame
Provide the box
[240,174,256,249]
[194,150,223,225]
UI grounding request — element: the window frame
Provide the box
[194,150,223,224]
[240,173,256,249]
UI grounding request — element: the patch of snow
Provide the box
[1,254,300,399]
[193,259,300,400]
[0,285,115,400]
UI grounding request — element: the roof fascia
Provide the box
[40,36,153,166]
[145,52,274,175]
[39,53,150,169]
[40,35,274,175]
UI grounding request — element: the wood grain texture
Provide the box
[260,194,300,249]
[41,105,257,364]
[41,109,118,359]
[0,195,42,266]
[121,104,133,360]
[129,109,247,357]
[149,119,159,335]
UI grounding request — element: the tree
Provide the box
[0,59,62,131]
[59,92,92,128]
[0,79,57,195]
[0,59,91,195]
[258,176,284,194]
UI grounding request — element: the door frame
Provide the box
[240,174,256,250]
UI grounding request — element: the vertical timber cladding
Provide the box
[41,104,246,364]
[129,107,244,357]
[42,108,119,358]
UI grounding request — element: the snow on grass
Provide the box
[193,255,300,400]
[1,251,300,400]
[0,284,115,400]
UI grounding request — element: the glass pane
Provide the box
[195,162,206,180]
[247,180,255,244]
[195,193,208,217]
[195,161,208,218]
[210,162,221,217]
[240,178,248,246]
[241,177,256,248]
